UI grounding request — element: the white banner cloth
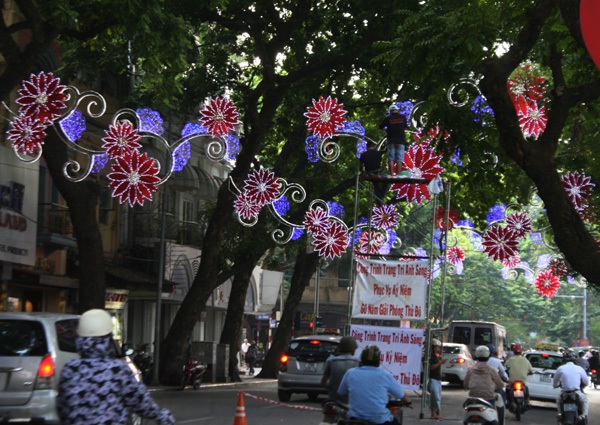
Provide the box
[350,324,423,391]
[352,259,427,320]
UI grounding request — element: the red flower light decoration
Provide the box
[434,206,458,230]
[505,212,532,239]
[7,115,47,156]
[482,225,519,262]
[502,254,520,268]
[234,192,261,220]
[549,259,568,278]
[199,97,240,137]
[372,204,399,230]
[508,63,550,140]
[507,62,547,103]
[390,143,444,203]
[561,171,595,211]
[304,96,347,139]
[107,150,161,206]
[446,246,465,265]
[102,121,142,158]
[303,207,330,235]
[534,270,561,298]
[516,101,547,139]
[311,221,349,259]
[243,168,281,207]
[16,72,67,124]
[355,231,386,259]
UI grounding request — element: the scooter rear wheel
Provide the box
[193,377,202,390]
[179,376,188,391]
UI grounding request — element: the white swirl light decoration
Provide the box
[408,101,428,131]
[267,180,307,244]
[447,77,482,108]
[317,132,379,163]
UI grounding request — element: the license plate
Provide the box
[540,374,551,383]
[563,403,578,412]
[304,363,317,372]
[514,390,524,398]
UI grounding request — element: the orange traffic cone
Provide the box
[233,390,247,425]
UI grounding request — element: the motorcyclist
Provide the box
[464,346,505,406]
[57,309,175,425]
[486,344,508,403]
[504,343,533,408]
[588,350,600,372]
[575,350,590,372]
[338,344,411,425]
[553,350,589,423]
[322,336,360,403]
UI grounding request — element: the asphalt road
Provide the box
[147,376,600,425]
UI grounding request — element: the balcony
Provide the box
[37,204,77,248]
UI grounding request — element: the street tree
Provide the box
[379,0,600,285]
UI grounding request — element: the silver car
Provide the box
[277,334,341,402]
[0,312,79,424]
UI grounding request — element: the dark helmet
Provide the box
[486,344,497,355]
[512,344,523,354]
[563,350,577,362]
[361,344,381,366]
[475,345,491,361]
[339,336,358,353]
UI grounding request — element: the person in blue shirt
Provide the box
[553,350,589,422]
[338,344,411,425]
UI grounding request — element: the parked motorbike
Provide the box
[179,357,208,390]
[320,398,410,425]
[557,390,585,425]
[132,346,154,385]
[463,393,505,425]
[507,380,528,421]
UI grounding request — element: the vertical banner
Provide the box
[352,259,427,320]
[351,324,423,391]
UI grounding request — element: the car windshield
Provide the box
[0,319,48,356]
[287,339,338,360]
[527,353,563,370]
[443,346,462,355]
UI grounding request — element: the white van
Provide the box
[447,320,507,359]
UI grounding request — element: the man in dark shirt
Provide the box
[359,141,387,203]
[379,104,409,176]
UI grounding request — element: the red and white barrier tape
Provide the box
[244,392,322,411]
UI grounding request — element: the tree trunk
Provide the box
[258,249,319,378]
[219,250,265,382]
[43,130,106,312]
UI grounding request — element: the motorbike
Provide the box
[590,368,599,390]
[132,347,154,385]
[320,398,410,425]
[179,357,208,390]
[557,390,584,425]
[506,380,528,420]
[463,393,505,425]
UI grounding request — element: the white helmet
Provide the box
[475,345,490,361]
[77,309,113,337]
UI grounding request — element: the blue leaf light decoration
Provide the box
[59,110,86,142]
[486,204,506,224]
[305,135,320,163]
[137,108,164,135]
